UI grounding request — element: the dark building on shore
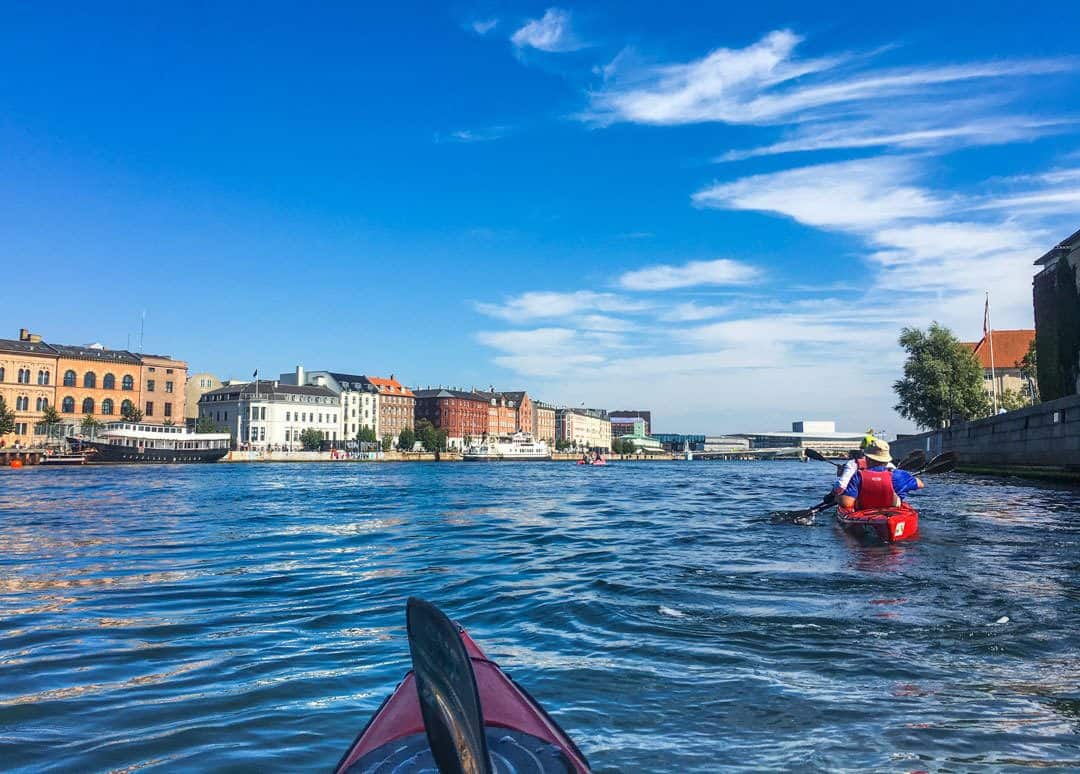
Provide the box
[610,410,652,437]
[1033,228,1080,401]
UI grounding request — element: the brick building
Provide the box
[961,330,1036,400]
[484,391,517,437]
[501,391,534,435]
[365,375,414,442]
[414,389,491,449]
[533,402,556,444]
[137,353,188,424]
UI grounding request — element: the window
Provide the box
[122,375,134,391]
[164,403,172,417]
[147,379,155,392]
[121,399,134,415]
[260,407,266,420]
[166,368,173,374]
[35,397,48,411]
[165,381,173,393]
[18,368,30,384]
[101,398,114,415]
[62,397,75,413]
[64,370,76,387]
[82,397,94,414]
[145,402,154,417]
[103,373,116,390]
[37,370,48,385]
[148,367,156,373]
[0,366,4,381]
[83,372,96,389]
[251,406,259,420]
[15,422,27,435]
[286,412,291,421]
[16,396,28,411]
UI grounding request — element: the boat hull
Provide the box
[462,454,552,461]
[74,440,228,464]
[836,503,919,543]
[336,626,590,773]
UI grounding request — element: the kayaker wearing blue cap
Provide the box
[836,438,923,510]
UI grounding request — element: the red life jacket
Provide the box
[857,469,896,509]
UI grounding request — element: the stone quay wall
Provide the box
[891,393,1080,476]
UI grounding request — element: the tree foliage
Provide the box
[356,425,377,443]
[121,402,143,423]
[416,419,448,452]
[998,388,1032,413]
[381,434,394,452]
[555,438,571,451]
[0,396,14,437]
[299,428,323,450]
[81,414,101,434]
[396,426,417,451]
[893,322,990,429]
[196,415,222,433]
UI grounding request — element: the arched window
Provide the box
[103,373,116,390]
[64,370,76,387]
[122,375,134,391]
[62,397,75,413]
[101,398,114,415]
[18,368,29,384]
[37,370,46,385]
[16,396,28,411]
[35,397,48,411]
[121,399,134,415]
[83,372,96,389]
[0,366,4,381]
[82,397,95,414]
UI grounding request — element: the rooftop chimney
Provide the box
[18,328,29,341]
[296,365,305,385]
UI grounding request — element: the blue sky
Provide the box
[3,2,1078,434]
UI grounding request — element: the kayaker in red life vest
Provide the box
[836,438,923,509]
[832,429,894,495]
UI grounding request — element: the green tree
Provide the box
[357,425,377,444]
[893,323,990,429]
[381,434,394,452]
[300,428,324,450]
[555,438,571,451]
[0,396,15,438]
[998,388,1031,412]
[397,426,417,451]
[1018,338,1039,403]
[81,414,101,435]
[196,415,221,433]
[163,419,174,427]
[37,404,61,436]
[120,402,143,423]
[463,434,473,448]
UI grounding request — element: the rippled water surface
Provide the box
[2,461,1079,772]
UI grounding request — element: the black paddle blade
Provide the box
[918,451,957,476]
[805,448,828,463]
[406,597,492,774]
[896,449,926,471]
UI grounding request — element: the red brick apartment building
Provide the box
[413,389,491,448]
[364,375,414,441]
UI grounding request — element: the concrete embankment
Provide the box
[891,394,1080,480]
[219,451,678,463]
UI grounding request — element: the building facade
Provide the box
[366,375,414,442]
[610,410,652,437]
[198,380,339,449]
[0,332,56,446]
[555,408,611,452]
[281,367,380,443]
[137,354,188,425]
[53,344,145,434]
[533,402,556,444]
[501,391,534,436]
[1033,228,1080,401]
[413,389,490,449]
[484,391,517,437]
[962,330,1037,401]
[185,373,223,424]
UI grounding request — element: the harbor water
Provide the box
[1,462,1078,771]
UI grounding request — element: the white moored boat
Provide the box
[70,422,231,463]
[462,433,551,461]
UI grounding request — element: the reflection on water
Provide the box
[0,462,1077,771]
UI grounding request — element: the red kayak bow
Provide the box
[335,602,591,774]
[836,502,919,543]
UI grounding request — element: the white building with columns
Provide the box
[197,379,340,450]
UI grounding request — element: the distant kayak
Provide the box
[335,601,591,773]
[576,459,606,466]
[836,502,919,543]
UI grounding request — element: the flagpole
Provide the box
[986,292,998,414]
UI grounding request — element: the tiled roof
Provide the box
[0,338,58,356]
[414,388,492,403]
[200,380,337,400]
[49,344,142,364]
[962,329,1035,369]
[326,373,378,392]
[364,376,414,398]
[501,390,528,402]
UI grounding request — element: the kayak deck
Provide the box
[336,627,591,773]
[836,502,919,543]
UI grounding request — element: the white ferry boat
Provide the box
[462,433,551,461]
[70,422,231,463]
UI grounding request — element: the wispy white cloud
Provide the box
[437,125,510,144]
[694,157,944,230]
[587,30,1072,127]
[618,258,760,290]
[511,8,585,53]
[474,290,649,321]
[471,18,498,35]
[657,301,732,322]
